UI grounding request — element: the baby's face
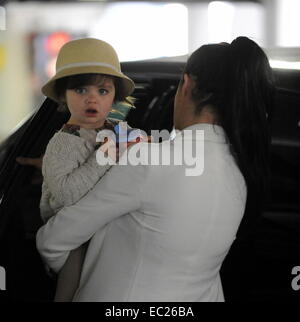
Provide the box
[65,77,115,129]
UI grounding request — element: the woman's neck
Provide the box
[177,106,218,130]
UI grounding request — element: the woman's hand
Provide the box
[16,155,44,185]
[16,155,44,170]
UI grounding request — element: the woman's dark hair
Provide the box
[184,37,275,238]
[54,73,134,108]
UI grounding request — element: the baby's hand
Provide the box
[97,129,152,163]
[126,135,152,148]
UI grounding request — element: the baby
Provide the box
[39,38,135,301]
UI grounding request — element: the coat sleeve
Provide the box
[36,148,146,273]
[42,132,112,207]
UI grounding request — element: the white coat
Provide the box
[36,123,247,302]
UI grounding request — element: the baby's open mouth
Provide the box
[85,108,98,114]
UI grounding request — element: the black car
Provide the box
[0,59,300,302]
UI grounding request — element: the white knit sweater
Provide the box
[40,124,115,222]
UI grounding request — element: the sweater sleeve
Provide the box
[36,147,145,273]
[42,132,112,207]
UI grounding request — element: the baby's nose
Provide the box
[87,91,99,102]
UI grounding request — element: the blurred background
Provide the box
[0,0,300,143]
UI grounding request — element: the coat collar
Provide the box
[174,123,227,144]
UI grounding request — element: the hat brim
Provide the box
[42,65,135,102]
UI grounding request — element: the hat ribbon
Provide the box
[56,62,120,74]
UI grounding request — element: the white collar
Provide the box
[174,123,227,143]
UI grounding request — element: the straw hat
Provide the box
[42,38,135,102]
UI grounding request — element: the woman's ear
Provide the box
[181,73,194,98]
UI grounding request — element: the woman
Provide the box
[36,37,274,301]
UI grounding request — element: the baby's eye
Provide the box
[74,87,87,94]
[99,88,109,95]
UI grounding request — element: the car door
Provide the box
[0,98,68,301]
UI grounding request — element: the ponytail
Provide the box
[185,37,275,237]
[224,37,274,199]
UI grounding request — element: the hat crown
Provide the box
[56,38,121,73]
[41,37,134,102]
